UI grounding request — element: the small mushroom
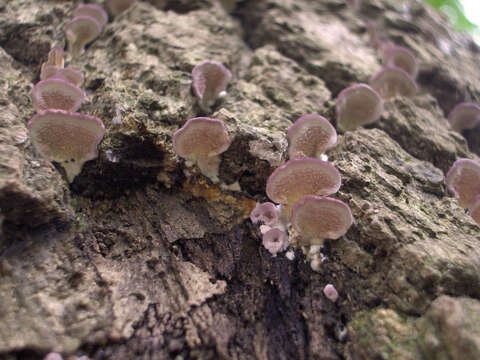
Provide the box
[323,284,339,302]
[266,158,341,208]
[40,65,84,87]
[172,117,231,182]
[447,102,480,132]
[27,110,106,182]
[335,84,384,131]
[262,228,289,256]
[369,66,417,99]
[74,4,108,28]
[383,45,418,78]
[446,158,480,208]
[192,61,232,112]
[250,202,281,226]
[290,195,353,245]
[65,16,102,57]
[32,78,84,112]
[287,114,337,159]
[470,194,480,226]
[43,46,64,68]
[44,353,63,360]
[104,0,137,16]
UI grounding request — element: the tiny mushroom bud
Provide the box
[287,114,337,159]
[335,84,384,131]
[291,195,353,245]
[266,158,341,208]
[65,16,102,58]
[74,4,108,28]
[32,78,84,112]
[105,0,137,16]
[445,158,480,208]
[470,195,480,226]
[28,109,106,182]
[192,61,232,112]
[447,102,480,132]
[172,117,231,182]
[250,202,281,226]
[369,66,417,100]
[323,284,339,302]
[262,228,289,256]
[383,45,418,79]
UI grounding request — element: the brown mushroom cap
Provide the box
[446,158,480,208]
[65,16,102,57]
[383,46,418,79]
[369,66,417,99]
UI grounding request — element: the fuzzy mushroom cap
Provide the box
[383,46,418,78]
[335,84,384,131]
[262,228,289,256]
[446,158,480,208]
[287,114,337,159]
[74,4,108,27]
[105,0,137,16]
[65,16,102,57]
[291,195,353,244]
[173,117,230,160]
[32,78,84,112]
[470,195,480,226]
[192,61,232,109]
[447,102,480,132]
[250,202,280,226]
[266,158,341,206]
[27,110,105,182]
[369,66,417,100]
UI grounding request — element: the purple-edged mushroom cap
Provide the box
[445,158,480,208]
[369,66,417,100]
[383,45,418,79]
[74,4,108,27]
[287,114,337,159]
[27,109,106,182]
[470,194,480,226]
[335,84,384,131]
[40,66,84,87]
[65,16,102,57]
[172,117,231,182]
[104,0,137,16]
[447,102,480,132]
[266,158,341,207]
[250,202,280,226]
[291,195,353,245]
[45,46,64,68]
[32,78,84,112]
[262,228,289,256]
[192,61,232,112]
[323,284,339,302]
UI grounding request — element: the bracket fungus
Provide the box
[370,66,417,100]
[192,61,232,112]
[287,114,337,159]
[105,0,137,16]
[446,158,480,208]
[28,110,106,182]
[266,158,341,208]
[383,45,418,79]
[172,117,231,182]
[65,16,102,57]
[74,4,108,27]
[291,195,353,245]
[447,102,480,132]
[40,65,85,87]
[470,195,480,226]
[43,46,64,68]
[335,84,383,131]
[262,228,289,256]
[32,78,84,112]
[250,202,281,226]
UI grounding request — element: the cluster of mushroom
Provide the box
[446,158,480,226]
[250,114,354,269]
[28,4,108,183]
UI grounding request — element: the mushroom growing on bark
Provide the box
[262,228,289,256]
[323,284,339,302]
[192,61,232,112]
[370,66,417,99]
[105,0,137,16]
[445,158,480,208]
[74,4,108,27]
[65,16,102,57]
[447,102,480,132]
[290,195,353,245]
[172,117,231,182]
[28,110,106,182]
[383,45,418,78]
[335,84,384,131]
[250,202,281,226]
[40,66,85,87]
[32,78,84,112]
[287,114,337,159]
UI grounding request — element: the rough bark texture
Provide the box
[0,0,479,359]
